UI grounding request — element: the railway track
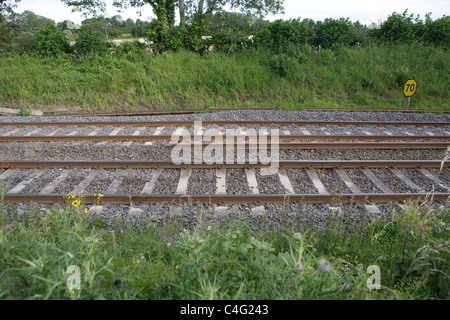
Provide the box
[1,119,449,149]
[0,160,448,213]
[1,115,449,215]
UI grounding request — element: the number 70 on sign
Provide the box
[403,79,417,97]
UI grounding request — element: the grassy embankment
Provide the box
[0,43,448,112]
[0,184,448,300]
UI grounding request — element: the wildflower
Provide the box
[98,193,104,198]
[85,237,93,243]
[72,200,81,208]
[319,259,331,272]
[84,209,88,215]
[167,242,171,248]
[293,232,302,240]
[295,263,303,274]
[259,244,265,250]
[270,270,277,276]
[33,260,40,267]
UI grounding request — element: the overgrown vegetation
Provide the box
[0,8,449,111]
[0,188,448,299]
[0,42,448,111]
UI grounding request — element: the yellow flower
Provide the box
[72,200,81,208]
[84,209,88,215]
[98,193,104,198]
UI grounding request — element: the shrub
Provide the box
[148,23,208,54]
[210,29,251,54]
[10,31,36,53]
[113,40,148,59]
[254,19,313,53]
[74,28,108,56]
[424,15,450,48]
[314,18,355,49]
[35,24,71,56]
[267,53,297,78]
[0,21,15,49]
[371,10,424,44]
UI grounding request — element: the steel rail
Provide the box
[0,134,449,143]
[0,137,447,149]
[299,108,450,113]
[43,107,280,117]
[41,108,450,117]
[2,193,449,205]
[174,141,450,149]
[1,160,448,170]
[0,120,448,128]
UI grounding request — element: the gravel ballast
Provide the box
[1,110,449,230]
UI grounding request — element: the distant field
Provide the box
[0,43,448,113]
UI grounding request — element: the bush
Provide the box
[424,15,450,48]
[254,19,313,53]
[267,53,297,78]
[0,21,15,49]
[209,29,251,54]
[148,23,208,54]
[159,27,184,51]
[74,28,108,56]
[11,31,36,53]
[314,18,355,49]
[113,40,148,59]
[35,24,71,56]
[371,10,424,44]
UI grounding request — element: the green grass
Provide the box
[0,189,448,299]
[0,43,448,112]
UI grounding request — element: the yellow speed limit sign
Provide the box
[403,79,417,97]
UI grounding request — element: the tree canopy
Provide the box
[64,0,285,29]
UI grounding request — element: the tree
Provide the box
[188,0,284,17]
[74,27,108,56]
[205,11,269,35]
[65,0,284,53]
[0,1,20,48]
[0,0,19,21]
[132,18,155,37]
[64,1,176,32]
[35,24,71,56]
[255,18,314,51]
[12,10,55,32]
[64,0,284,30]
[314,18,355,48]
[11,31,36,52]
[424,14,450,48]
[371,10,424,44]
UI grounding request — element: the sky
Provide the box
[14,0,449,26]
